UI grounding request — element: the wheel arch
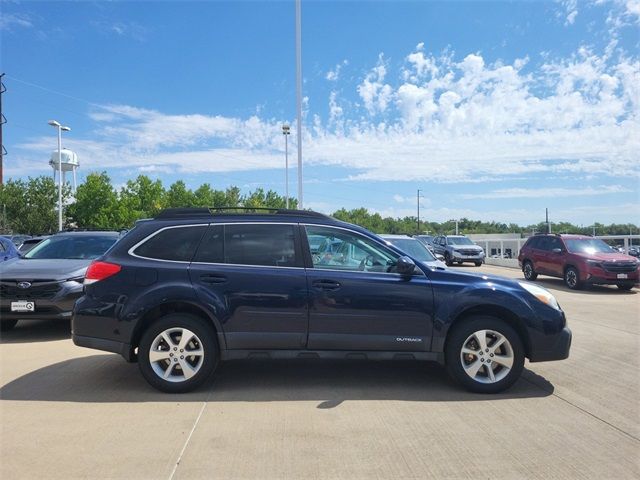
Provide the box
[444,305,531,358]
[131,301,225,360]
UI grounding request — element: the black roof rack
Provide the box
[155,207,331,220]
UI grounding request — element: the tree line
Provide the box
[0,172,637,237]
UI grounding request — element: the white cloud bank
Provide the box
[13,43,640,187]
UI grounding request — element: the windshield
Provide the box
[565,238,617,254]
[386,238,437,262]
[24,235,117,260]
[448,237,475,246]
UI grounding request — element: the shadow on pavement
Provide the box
[0,320,71,344]
[0,355,553,406]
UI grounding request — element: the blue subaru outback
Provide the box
[72,208,571,393]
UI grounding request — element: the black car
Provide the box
[0,231,121,331]
[17,236,50,254]
[72,208,571,394]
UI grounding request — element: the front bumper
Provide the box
[528,327,572,362]
[584,271,639,286]
[0,288,82,321]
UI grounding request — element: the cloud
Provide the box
[357,53,393,115]
[460,185,632,199]
[326,60,348,81]
[12,43,640,191]
[559,0,579,25]
[0,13,33,31]
[91,20,148,41]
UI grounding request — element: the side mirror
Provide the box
[396,256,416,275]
[552,248,563,254]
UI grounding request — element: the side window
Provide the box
[193,225,224,263]
[224,224,301,267]
[526,237,538,249]
[0,240,5,252]
[548,238,563,251]
[537,237,551,251]
[305,226,399,273]
[134,225,207,262]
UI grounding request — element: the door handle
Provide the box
[312,279,341,291]
[200,274,228,284]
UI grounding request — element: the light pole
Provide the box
[282,124,291,209]
[295,0,303,208]
[48,120,71,232]
[417,189,424,234]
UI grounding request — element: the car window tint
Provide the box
[305,226,398,273]
[537,237,552,251]
[193,225,224,263]
[548,238,562,250]
[134,226,206,262]
[0,241,5,252]
[224,224,301,267]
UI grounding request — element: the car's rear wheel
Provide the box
[564,266,582,290]
[523,261,537,280]
[138,313,218,393]
[0,319,18,332]
[445,316,524,393]
[617,284,634,291]
[474,262,482,267]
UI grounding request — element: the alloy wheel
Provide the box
[148,327,205,383]
[459,329,514,384]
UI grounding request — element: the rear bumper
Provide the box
[528,327,572,362]
[72,334,135,362]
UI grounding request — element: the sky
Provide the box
[1,0,639,226]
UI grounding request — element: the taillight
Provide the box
[85,261,121,285]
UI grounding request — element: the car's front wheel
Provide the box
[564,266,582,290]
[445,316,524,393]
[138,313,218,393]
[444,253,453,266]
[617,284,634,291]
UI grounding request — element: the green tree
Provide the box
[67,172,120,230]
[164,180,195,208]
[119,175,166,225]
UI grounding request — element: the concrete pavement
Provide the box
[1,264,638,479]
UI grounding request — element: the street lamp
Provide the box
[282,124,291,209]
[48,120,71,232]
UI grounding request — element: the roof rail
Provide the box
[154,207,331,220]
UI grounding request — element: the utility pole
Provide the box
[295,0,303,208]
[545,208,550,233]
[455,220,459,235]
[0,73,6,186]
[416,189,424,234]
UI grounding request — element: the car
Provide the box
[17,236,50,254]
[0,231,121,332]
[432,235,485,267]
[380,234,446,269]
[628,246,639,258]
[0,237,21,263]
[518,234,639,291]
[415,235,435,251]
[1,234,32,247]
[71,208,571,394]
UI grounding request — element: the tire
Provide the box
[474,262,482,267]
[522,261,537,281]
[444,253,453,266]
[445,316,525,394]
[0,319,18,332]
[138,313,218,393]
[564,266,582,290]
[617,284,634,291]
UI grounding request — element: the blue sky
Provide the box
[1,0,639,225]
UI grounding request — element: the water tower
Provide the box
[49,148,79,192]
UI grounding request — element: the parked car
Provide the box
[518,234,639,290]
[17,236,50,254]
[380,234,446,269]
[0,236,21,262]
[72,208,571,394]
[415,235,435,251]
[628,246,639,258]
[1,234,32,247]
[0,231,121,331]
[432,235,485,266]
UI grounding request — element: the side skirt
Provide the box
[221,349,443,363]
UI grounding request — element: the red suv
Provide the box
[518,234,639,291]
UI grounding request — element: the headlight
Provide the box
[585,260,602,268]
[519,282,561,311]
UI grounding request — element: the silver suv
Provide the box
[432,235,485,267]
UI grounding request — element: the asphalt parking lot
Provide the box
[1,264,638,479]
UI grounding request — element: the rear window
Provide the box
[134,226,207,262]
[194,224,301,267]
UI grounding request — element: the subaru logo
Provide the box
[17,282,32,289]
